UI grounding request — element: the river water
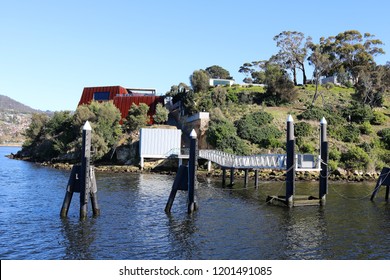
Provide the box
[0,146,389,260]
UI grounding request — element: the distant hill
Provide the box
[0,94,39,113]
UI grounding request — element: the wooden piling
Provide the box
[222,167,226,187]
[230,167,235,186]
[188,129,198,213]
[60,121,100,219]
[286,115,295,207]
[254,169,259,189]
[244,169,248,188]
[319,117,328,205]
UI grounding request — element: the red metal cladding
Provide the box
[78,86,164,124]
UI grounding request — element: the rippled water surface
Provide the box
[1,147,389,260]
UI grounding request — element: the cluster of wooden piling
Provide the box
[60,121,100,220]
[165,129,198,214]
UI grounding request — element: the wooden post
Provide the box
[165,165,188,213]
[319,117,328,205]
[80,121,92,220]
[60,121,99,219]
[254,169,259,189]
[188,129,198,214]
[386,185,390,201]
[230,167,235,186]
[222,167,226,187]
[286,115,295,207]
[244,169,248,188]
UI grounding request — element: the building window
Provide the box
[93,92,110,101]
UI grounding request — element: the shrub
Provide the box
[341,146,370,170]
[295,122,313,138]
[371,111,387,125]
[153,103,169,124]
[206,119,249,155]
[235,111,281,148]
[378,128,390,149]
[359,121,373,135]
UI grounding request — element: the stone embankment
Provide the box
[40,161,379,182]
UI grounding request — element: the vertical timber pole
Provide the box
[254,169,259,189]
[80,121,92,220]
[222,167,226,187]
[244,169,249,188]
[319,117,328,205]
[188,129,198,214]
[230,167,235,186]
[286,115,295,207]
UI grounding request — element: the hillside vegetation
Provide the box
[203,84,390,173]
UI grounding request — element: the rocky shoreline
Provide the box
[38,161,379,182]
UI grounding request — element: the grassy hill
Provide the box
[205,84,390,173]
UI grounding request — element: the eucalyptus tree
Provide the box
[205,65,233,79]
[321,30,385,84]
[273,31,311,85]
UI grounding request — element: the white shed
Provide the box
[139,128,182,169]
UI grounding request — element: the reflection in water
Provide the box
[283,208,329,259]
[60,218,97,260]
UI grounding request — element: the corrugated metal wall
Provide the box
[140,128,182,158]
[77,86,165,124]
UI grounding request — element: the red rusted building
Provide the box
[78,86,164,123]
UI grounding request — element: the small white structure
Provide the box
[139,128,182,169]
[321,76,340,85]
[209,78,235,87]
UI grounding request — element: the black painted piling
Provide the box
[165,129,198,214]
[187,129,198,214]
[244,169,249,188]
[254,170,259,189]
[286,115,295,207]
[370,167,390,201]
[230,167,235,186]
[60,121,100,220]
[222,167,226,187]
[319,117,328,205]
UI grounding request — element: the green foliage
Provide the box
[153,103,169,124]
[235,111,282,148]
[190,70,210,93]
[123,103,150,132]
[371,111,387,125]
[332,124,361,143]
[211,87,227,107]
[378,128,390,149]
[21,101,122,162]
[341,146,370,171]
[206,118,249,155]
[295,122,313,138]
[23,113,49,146]
[205,65,232,79]
[359,121,373,135]
[344,103,374,124]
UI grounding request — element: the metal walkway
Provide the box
[198,149,321,171]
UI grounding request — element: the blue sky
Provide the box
[1,0,389,111]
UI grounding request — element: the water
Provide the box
[0,146,389,260]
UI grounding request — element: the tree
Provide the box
[263,61,298,104]
[123,103,150,132]
[153,103,169,124]
[273,31,311,85]
[239,61,266,84]
[320,30,385,84]
[307,39,335,105]
[205,65,233,79]
[190,70,210,93]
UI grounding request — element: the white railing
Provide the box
[199,150,287,170]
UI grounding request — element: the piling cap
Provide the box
[190,129,197,139]
[287,114,294,123]
[320,117,327,125]
[83,121,92,131]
